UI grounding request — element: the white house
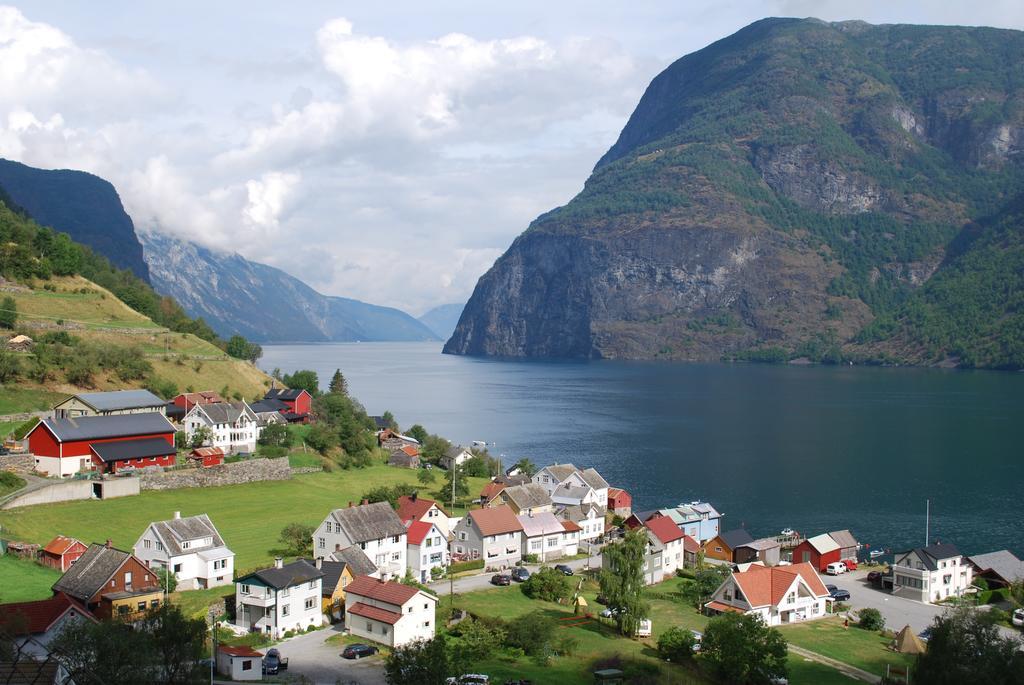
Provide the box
[440,445,474,470]
[452,506,523,569]
[533,464,609,510]
[891,543,973,603]
[183,402,260,454]
[518,512,571,562]
[216,645,264,681]
[396,494,452,538]
[706,562,831,626]
[133,512,234,590]
[646,516,686,577]
[313,501,407,578]
[234,558,323,638]
[556,503,605,544]
[406,521,448,583]
[344,575,437,648]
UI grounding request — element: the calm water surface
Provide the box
[260,343,1024,557]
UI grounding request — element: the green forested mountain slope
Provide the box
[446,18,1024,368]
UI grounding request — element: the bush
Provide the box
[858,607,885,631]
[521,566,572,602]
[974,578,990,591]
[522,554,539,564]
[505,612,556,656]
[449,559,484,575]
[657,626,696,662]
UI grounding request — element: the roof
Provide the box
[494,474,531,487]
[90,437,175,463]
[190,447,225,458]
[305,559,346,592]
[500,483,552,510]
[406,520,436,546]
[345,575,421,606]
[149,513,226,556]
[330,501,407,543]
[250,399,288,413]
[0,592,95,635]
[480,481,506,502]
[468,505,524,536]
[389,451,419,467]
[968,550,1024,583]
[646,516,685,545]
[542,464,579,482]
[51,544,135,602]
[191,402,254,425]
[705,600,745,614]
[444,444,471,458]
[34,412,175,443]
[517,512,564,538]
[175,391,224,404]
[238,559,323,590]
[219,645,264,658]
[607,487,630,501]
[578,468,609,491]
[42,535,84,556]
[397,495,449,523]
[894,625,927,655]
[682,534,700,553]
[62,389,165,412]
[899,543,963,571]
[347,601,403,625]
[731,562,829,608]
[741,538,781,552]
[265,388,309,401]
[828,529,858,550]
[561,520,582,533]
[329,546,378,576]
[717,529,755,550]
[399,445,419,457]
[556,503,601,523]
[805,533,841,555]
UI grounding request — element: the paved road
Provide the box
[427,553,602,596]
[270,624,387,685]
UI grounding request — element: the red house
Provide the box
[27,413,177,478]
[51,542,163,620]
[262,388,312,422]
[792,533,842,572]
[607,487,633,517]
[40,536,87,572]
[90,437,177,474]
[167,391,226,422]
[188,446,225,468]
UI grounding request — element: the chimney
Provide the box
[173,511,181,520]
[315,558,322,570]
[105,539,111,549]
[361,499,369,506]
[411,492,417,502]
[274,556,283,569]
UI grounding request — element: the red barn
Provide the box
[27,413,176,478]
[792,533,842,572]
[40,536,88,572]
[607,487,633,517]
[262,388,312,422]
[90,437,177,474]
[188,446,225,468]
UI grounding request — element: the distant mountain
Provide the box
[140,232,440,343]
[418,303,465,340]
[0,159,150,281]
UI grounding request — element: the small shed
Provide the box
[189,447,225,468]
[793,533,841,572]
[593,669,625,684]
[828,529,859,562]
[40,535,87,572]
[217,645,263,681]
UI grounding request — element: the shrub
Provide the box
[522,554,539,564]
[858,607,885,631]
[521,566,572,603]
[657,626,696,662]
[449,559,484,575]
[973,578,990,591]
[505,612,556,656]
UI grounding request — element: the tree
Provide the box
[381,410,397,430]
[384,635,450,685]
[505,611,557,657]
[147,603,208,684]
[225,335,262,363]
[304,424,338,454]
[441,465,469,505]
[683,564,732,608]
[0,350,20,383]
[657,626,697,662]
[453,617,506,662]
[521,566,572,602]
[418,468,436,485]
[701,613,788,685]
[258,422,292,448]
[407,424,429,444]
[510,457,538,477]
[278,522,314,556]
[598,528,651,635]
[461,454,490,478]
[0,296,16,329]
[281,369,319,396]
[361,484,417,509]
[857,607,885,631]
[913,608,1024,685]
[155,566,178,593]
[329,369,348,395]
[189,426,213,449]
[421,434,451,464]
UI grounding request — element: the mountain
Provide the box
[418,303,465,340]
[0,159,150,281]
[140,232,440,343]
[446,18,1024,369]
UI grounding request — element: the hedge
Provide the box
[450,559,485,574]
[976,588,1010,605]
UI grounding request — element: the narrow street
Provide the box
[427,553,602,596]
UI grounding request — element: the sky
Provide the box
[2,2,1023,316]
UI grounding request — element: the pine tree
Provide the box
[329,369,348,395]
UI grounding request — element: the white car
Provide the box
[1012,608,1024,628]
[446,676,489,685]
[825,561,848,575]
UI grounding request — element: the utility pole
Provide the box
[449,460,456,607]
[925,499,930,547]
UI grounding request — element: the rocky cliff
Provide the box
[447,18,1024,368]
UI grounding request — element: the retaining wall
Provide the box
[137,457,292,491]
[2,477,140,509]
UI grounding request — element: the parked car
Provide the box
[843,559,858,571]
[491,573,511,586]
[511,567,530,582]
[825,584,850,601]
[262,648,288,674]
[866,571,883,584]
[446,675,490,684]
[690,630,703,652]
[341,644,378,660]
[599,606,623,618]
[1012,608,1024,628]
[825,562,847,575]
[554,564,574,576]
[918,627,933,643]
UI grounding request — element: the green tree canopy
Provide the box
[329,369,348,395]
[913,608,1024,685]
[384,635,450,685]
[701,613,788,685]
[598,528,651,636]
[0,296,16,329]
[282,369,319,395]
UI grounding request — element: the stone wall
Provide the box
[138,457,292,491]
[0,454,35,475]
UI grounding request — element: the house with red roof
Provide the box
[406,520,448,583]
[0,592,96,659]
[561,519,581,556]
[451,505,524,569]
[607,487,632,517]
[396,494,451,537]
[705,562,831,626]
[646,516,687,576]
[39,535,87,572]
[343,575,437,648]
[188,446,225,468]
[216,644,264,681]
[388,444,420,469]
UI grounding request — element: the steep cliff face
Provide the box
[0,159,150,281]
[447,18,1024,366]
[141,232,439,343]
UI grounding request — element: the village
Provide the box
[0,385,1022,685]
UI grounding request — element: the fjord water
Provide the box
[260,343,1024,557]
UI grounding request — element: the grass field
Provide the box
[0,556,61,603]
[778,618,914,677]
[0,472,26,498]
[0,387,64,415]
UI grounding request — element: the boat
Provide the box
[869,549,885,558]
[780,528,795,537]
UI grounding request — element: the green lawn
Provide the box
[0,387,64,415]
[169,586,235,620]
[779,617,914,677]
[286,450,323,469]
[787,654,864,685]
[0,556,61,603]
[0,472,26,498]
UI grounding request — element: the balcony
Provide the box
[238,590,276,607]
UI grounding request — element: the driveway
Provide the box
[271,624,386,685]
[427,553,602,596]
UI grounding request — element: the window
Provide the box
[366,622,373,632]
[240,584,251,595]
[118,605,129,615]
[173,564,181,573]
[181,541,191,550]
[151,599,160,608]
[143,539,151,549]
[282,605,290,617]
[359,542,367,550]
[392,536,400,544]
[318,537,326,549]
[459,532,467,541]
[281,587,290,597]
[214,559,226,570]
[156,541,164,552]
[137,601,146,612]
[242,660,252,672]
[305,597,315,610]
[424,603,429,610]
[424,621,431,627]
[124,571,132,585]
[408,606,413,613]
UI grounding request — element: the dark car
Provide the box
[866,571,883,584]
[554,564,574,576]
[828,587,851,601]
[491,573,512,586]
[342,644,379,660]
[918,627,932,643]
[511,567,530,582]
[262,648,288,674]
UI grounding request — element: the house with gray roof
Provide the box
[440,444,474,470]
[518,512,572,562]
[53,390,166,419]
[183,401,260,454]
[533,463,610,510]
[51,542,164,620]
[967,550,1024,588]
[133,511,234,590]
[491,483,554,516]
[328,545,379,578]
[555,503,605,543]
[313,501,407,578]
[892,543,972,603]
[235,558,323,638]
